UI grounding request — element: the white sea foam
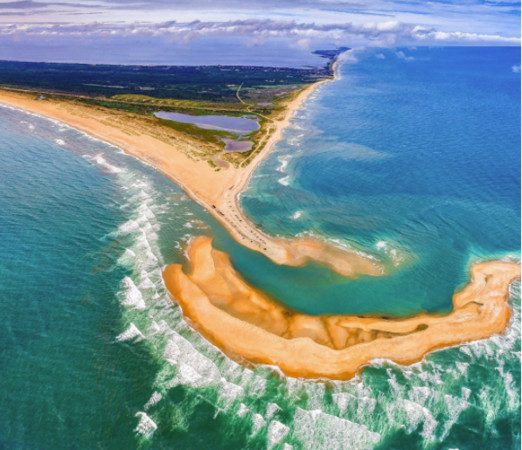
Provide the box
[135,412,158,436]
[304,383,325,410]
[248,375,267,398]
[267,420,289,448]
[266,403,282,420]
[174,363,207,388]
[401,399,438,441]
[292,407,381,449]
[409,386,432,406]
[93,154,124,173]
[119,219,140,234]
[251,413,266,435]
[22,121,35,131]
[116,323,145,342]
[283,377,303,398]
[238,368,254,388]
[287,128,306,146]
[144,392,163,410]
[455,361,469,376]
[332,392,351,415]
[375,240,405,266]
[459,346,473,358]
[218,379,244,410]
[117,248,137,268]
[440,394,469,439]
[291,211,302,220]
[278,176,290,186]
[120,277,146,310]
[237,403,249,417]
[139,272,157,290]
[135,230,159,267]
[357,396,376,417]
[164,333,221,389]
[277,155,290,173]
[496,363,519,412]
[386,370,403,396]
[137,202,156,221]
[54,138,66,146]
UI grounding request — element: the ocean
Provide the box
[0,47,520,449]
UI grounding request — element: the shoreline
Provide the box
[0,53,384,279]
[163,236,521,380]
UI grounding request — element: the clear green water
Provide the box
[0,46,520,449]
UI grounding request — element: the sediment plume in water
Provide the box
[163,236,521,380]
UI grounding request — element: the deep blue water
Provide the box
[0,47,520,449]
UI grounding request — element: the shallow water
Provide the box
[154,111,259,133]
[0,46,520,449]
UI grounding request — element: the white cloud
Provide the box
[423,30,520,44]
[0,19,518,46]
[395,50,414,61]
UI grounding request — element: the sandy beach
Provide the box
[0,55,384,279]
[164,236,521,380]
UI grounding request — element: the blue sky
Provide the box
[0,0,520,65]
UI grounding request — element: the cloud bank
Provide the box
[0,19,518,45]
[0,0,519,64]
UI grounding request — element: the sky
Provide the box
[0,0,520,65]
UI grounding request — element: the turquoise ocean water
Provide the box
[0,47,520,448]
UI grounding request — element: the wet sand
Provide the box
[163,236,520,380]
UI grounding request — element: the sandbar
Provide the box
[163,236,520,380]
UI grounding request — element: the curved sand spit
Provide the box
[163,236,520,380]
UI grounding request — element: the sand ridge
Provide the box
[163,236,520,380]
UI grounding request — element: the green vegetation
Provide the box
[157,118,236,147]
[0,60,335,101]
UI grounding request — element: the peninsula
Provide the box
[0,52,384,278]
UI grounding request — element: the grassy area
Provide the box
[111,94,248,114]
